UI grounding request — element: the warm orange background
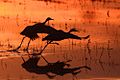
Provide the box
[0,0,120,79]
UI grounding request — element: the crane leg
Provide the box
[24,39,31,52]
[39,41,53,64]
[23,39,31,58]
[21,56,26,63]
[13,37,26,51]
[30,41,52,63]
[40,55,49,64]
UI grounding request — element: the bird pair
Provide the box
[12,17,90,63]
[14,17,89,52]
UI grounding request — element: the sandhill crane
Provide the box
[33,28,90,63]
[42,28,90,42]
[13,17,55,52]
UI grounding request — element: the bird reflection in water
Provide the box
[21,55,91,79]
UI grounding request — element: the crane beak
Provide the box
[50,18,54,20]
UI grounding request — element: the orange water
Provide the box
[0,0,120,80]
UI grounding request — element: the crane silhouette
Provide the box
[42,28,90,42]
[32,28,90,63]
[13,17,55,52]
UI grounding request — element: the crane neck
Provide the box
[43,19,48,24]
[68,30,72,33]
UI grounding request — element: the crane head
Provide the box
[46,17,54,21]
[68,28,79,33]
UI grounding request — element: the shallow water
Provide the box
[0,0,120,80]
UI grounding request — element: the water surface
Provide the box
[0,0,120,80]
